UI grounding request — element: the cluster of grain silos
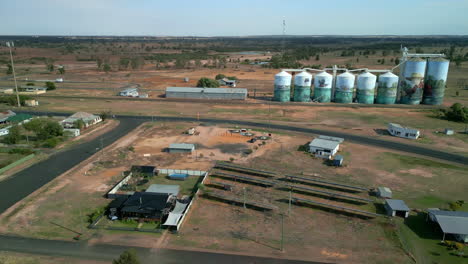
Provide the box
[272,57,449,105]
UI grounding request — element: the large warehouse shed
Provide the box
[166,87,248,100]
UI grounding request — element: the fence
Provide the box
[0,154,35,175]
[176,171,209,231]
[158,169,206,176]
[106,172,133,199]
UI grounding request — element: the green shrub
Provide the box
[8,148,34,155]
[88,207,105,223]
[42,137,60,148]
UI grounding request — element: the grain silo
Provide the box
[274,71,292,102]
[423,58,450,105]
[335,71,355,103]
[293,71,312,102]
[356,71,377,104]
[376,72,399,104]
[313,71,333,103]
[400,58,426,104]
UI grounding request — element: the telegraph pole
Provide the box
[280,213,284,252]
[288,190,292,216]
[243,187,246,209]
[6,42,21,107]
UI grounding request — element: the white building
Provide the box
[61,112,102,129]
[0,126,11,136]
[308,138,342,159]
[118,88,139,97]
[388,123,420,139]
[64,128,80,137]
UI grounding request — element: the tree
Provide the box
[444,103,468,123]
[6,63,12,75]
[47,64,54,72]
[96,58,103,69]
[23,118,63,141]
[315,54,320,61]
[113,249,140,264]
[26,82,35,86]
[103,63,111,72]
[381,59,385,65]
[58,66,65,74]
[45,82,56,91]
[196,77,219,88]
[73,119,85,129]
[215,74,226,80]
[395,58,400,65]
[3,125,21,144]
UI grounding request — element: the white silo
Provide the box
[274,71,292,102]
[376,71,399,104]
[356,71,377,104]
[313,71,333,103]
[293,71,312,102]
[335,71,355,103]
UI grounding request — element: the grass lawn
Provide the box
[0,153,28,169]
[135,174,202,196]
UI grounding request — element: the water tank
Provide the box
[376,72,399,104]
[423,58,450,105]
[335,71,355,103]
[293,71,312,102]
[400,58,426,104]
[356,71,377,104]
[274,71,292,102]
[313,71,333,103]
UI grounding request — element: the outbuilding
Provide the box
[64,128,80,137]
[444,128,454,135]
[377,187,392,199]
[309,138,341,159]
[146,184,180,196]
[168,143,195,153]
[385,199,410,218]
[427,209,468,242]
[332,155,343,166]
[165,87,247,100]
[388,123,420,139]
[131,165,157,177]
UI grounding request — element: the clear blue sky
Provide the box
[1,0,467,36]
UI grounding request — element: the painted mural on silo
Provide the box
[335,71,355,103]
[400,58,426,104]
[293,71,312,102]
[274,71,292,102]
[356,71,376,104]
[423,58,450,105]
[376,72,399,104]
[313,71,332,102]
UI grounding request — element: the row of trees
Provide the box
[442,103,468,123]
[3,118,64,147]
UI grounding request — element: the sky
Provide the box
[1,0,468,36]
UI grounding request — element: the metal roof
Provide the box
[146,184,180,196]
[309,138,340,150]
[378,187,392,198]
[166,87,247,94]
[169,143,195,150]
[386,199,410,212]
[318,135,344,143]
[428,210,468,235]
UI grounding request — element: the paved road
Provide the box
[0,118,143,214]
[0,235,327,264]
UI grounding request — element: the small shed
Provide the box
[168,173,189,181]
[385,199,410,218]
[309,138,340,159]
[444,128,454,135]
[168,143,195,153]
[427,209,468,242]
[377,187,392,199]
[131,165,157,177]
[333,155,343,167]
[64,128,80,137]
[146,184,180,196]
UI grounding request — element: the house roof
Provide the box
[7,113,32,123]
[70,112,98,119]
[428,210,468,235]
[318,135,344,143]
[169,143,195,150]
[121,192,169,215]
[166,87,247,94]
[146,184,180,196]
[388,123,419,132]
[0,110,15,122]
[386,199,410,212]
[309,138,340,150]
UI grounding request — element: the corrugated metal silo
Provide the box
[376,72,399,104]
[274,71,292,102]
[335,71,355,103]
[313,71,333,102]
[400,58,426,104]
[293,71,312,102]
[356,71,377,104]
[423,58,450,105]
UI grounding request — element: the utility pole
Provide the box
[280,213,284,252]
[243,187,246,209]
[288,190,292,216]
[6,42,21,107]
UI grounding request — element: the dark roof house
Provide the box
[120,192,171,220]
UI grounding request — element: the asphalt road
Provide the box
[0,235,326,264]
[0,117,143,214]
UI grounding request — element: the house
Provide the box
[64,128,80,137]
[377,187,392,199]
[388,123,420,139]
[120,192,173,220]
[146,184,180,196]
[25,99,39,107]
[427,209,468,242]
[168,143,195,153]
[131,165,157,177]
[308,138,341,159]
[218,78,237,87]
[6,113,33,124]
[0,110,16,124]
[18,86,47,95]
[385,199,410,218]
[118,88,139,97]
[61,112,102,129]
